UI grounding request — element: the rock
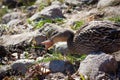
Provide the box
[0,29,47,59]
[35,0,62,5]
[7,19,34,34]
[64,0,81,6]
[30,4,64,21]
[49,60,75,74]
[45,72,66,80]
[2,12,26,24]
[34,0,50,5]
[113,51,120,65]
[7,19,24,27]
[7,19,31,34]
[81,0,98,4]
[0,24,7,36]
[0,45,7,62]
[0,31,38,46]
[0,23,63,59]
[51,1,62,5]
[26,5,38,17]
[78,52,118,80]
[11,59,35,75]
[2,0,22,8]
[0,65,11,79]
[103,6,120,18]
[2,0,36,8]
[97,0,120,9]
[38,23,63,39]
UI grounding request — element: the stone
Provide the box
[26,5,38,17]
[0,24,7,36]
[0,23,66,60]
[0,31,39,46]
[81,0,98,4]
[2,12,26,24]
[34,0,49,5]
[97,0,120,9]
[0,23,63,59]
[64,0,81,6]
[113,51,120,62]
[45,72,66,80]
[7,19,31,34]
[0,45,7,61]
[38,23,63,39]
[51,1,62,5]
[0,65,11,79]
[78,52,118,80]
[30,4,64,21]
[2,0,36,8]
[49,60,75,74]
[0,29,47,59]
[103,6,120,18]
[11,59,35,75]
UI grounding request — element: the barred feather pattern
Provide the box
[73,21,120,54]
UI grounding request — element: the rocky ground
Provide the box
[0,0,120,80]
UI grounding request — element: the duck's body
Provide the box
[42,21,120,54]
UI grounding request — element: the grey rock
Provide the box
[0,65,11,79]
[38,23,63,39]
[81,0,98,4]
[0,24,7,36]
[103,6,120,18]
[7,19,24,27]
[7,19,34,34]
[7,19,30,34]
[113,51,120,62]
[2,12,26,24]
[30,4,64,21]
[65,0,81,6]
[97,0,120,9]
[45,72,66,80]
[11,59,35,75]
[0,23,63,59]
[2,0,36,8]
[26,5,38,17]
[0,29,46,59]
[0,31,39,46]
[29,12,41,21]
[34,0,49,5]
[51,1,62,5]
[49,60,75,74]
[0,45,7,61]
[78,52,118,80]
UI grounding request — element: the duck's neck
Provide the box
[67,32,76,53]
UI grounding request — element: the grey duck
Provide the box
[41,21,120,54]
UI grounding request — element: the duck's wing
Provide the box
[74,21,120,53]
[75,21,120,35]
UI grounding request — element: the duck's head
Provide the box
[41,29,74,50]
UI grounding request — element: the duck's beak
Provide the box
[41,40,53,50]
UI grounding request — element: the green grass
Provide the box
[107,16,120,23]
[28,18,64,29]
[35,19,52,29]
[37,51,86,64]
[71,20,84,30]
